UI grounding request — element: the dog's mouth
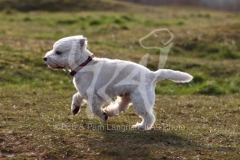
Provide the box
[45,58,66,70]
[47,65,65,70]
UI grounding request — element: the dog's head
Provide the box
[43,35,91,70]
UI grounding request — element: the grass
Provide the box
[0,0,240,159]
[1,90,239,159]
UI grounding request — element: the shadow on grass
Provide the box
[84,123,237,159]
[86,125,200,159]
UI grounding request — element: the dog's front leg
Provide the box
[91,106,108,122]
[71,92,83,115]
[87,95,108,121]
[89,104,108,122]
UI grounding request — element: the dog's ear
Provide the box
[79,38,87,49]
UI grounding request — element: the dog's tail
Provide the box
[154,69,193,83]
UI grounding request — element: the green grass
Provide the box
[0,0,240,159]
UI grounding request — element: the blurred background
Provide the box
[0,0,240,12]
[123,0,240,12]
[0,0,239,95]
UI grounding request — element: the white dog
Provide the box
[44,35,193,130]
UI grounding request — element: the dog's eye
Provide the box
[56,51,62,55]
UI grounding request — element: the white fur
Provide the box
[44,35,193,130]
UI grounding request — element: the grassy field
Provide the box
[0,0,240,159]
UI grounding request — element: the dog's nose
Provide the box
[43,57,47,62]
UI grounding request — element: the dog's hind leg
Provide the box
[130,91,156,130]
[104,95,132,117]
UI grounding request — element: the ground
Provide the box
[0,0,240,159]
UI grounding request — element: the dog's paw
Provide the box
[131,122,150,130]
[103,111,108,121]
[71,105,80,115]
[131,122,143,130]
[103,106,120,117]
